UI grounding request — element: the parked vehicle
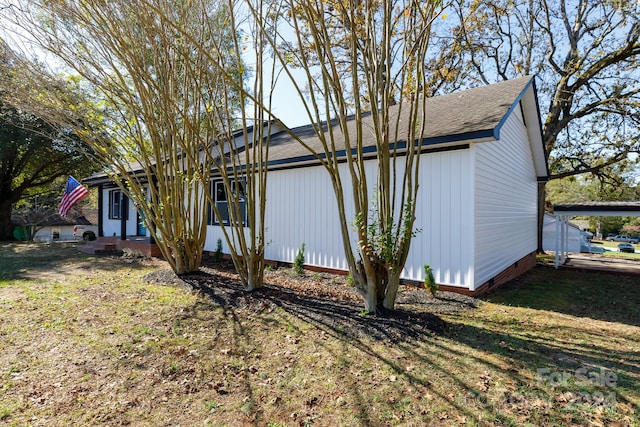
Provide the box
[618,243,635,253]
[73,224,98,240]
[606,235,640,244]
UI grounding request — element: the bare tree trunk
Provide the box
[382,270,402,311]
[0,198,15,241]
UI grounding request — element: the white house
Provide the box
[542,213,582,253]
[86,76,548,295]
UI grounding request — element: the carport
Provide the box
[553,201,640,268]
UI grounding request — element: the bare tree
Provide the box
[231,0,446,312]
[1,0,244,274]
[135,0,280,290]
[425,0,640,250]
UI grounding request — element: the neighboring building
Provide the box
[542,213,583,253]
[85,76,548,295]
[12,214,93,242]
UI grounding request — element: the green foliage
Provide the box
[346,273,354,287]
[212,238,223,262]
[0,101,97,240]
[427,0,640,185]
[292,243,306,276]
[423,264,437,296]
[203,400,219,412]
[546,174,640,236]
[354,200,420,269]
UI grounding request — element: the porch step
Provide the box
[77,236,161,258]
[78,242,119,255]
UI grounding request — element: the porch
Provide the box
[78,236,162,258]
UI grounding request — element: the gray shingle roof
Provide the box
[266,75,536,165]
[85,76,540,183]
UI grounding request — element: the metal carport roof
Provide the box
[554,201,640,217]
[553,201,640,267]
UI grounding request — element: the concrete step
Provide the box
[77,243,118,255]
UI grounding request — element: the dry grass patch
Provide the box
[0,242,638,426]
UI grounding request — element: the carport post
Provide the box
[560,216,565,264]
[555,215,560,269]
[562,216,569,264]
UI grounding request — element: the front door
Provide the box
[137,209,147,236]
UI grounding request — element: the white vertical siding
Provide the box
[262,165,353,271]
[202,107,537,293]
[408,149,474,288]
[101,187,142,237]
[204,148,475,289]
[473,105,537,289]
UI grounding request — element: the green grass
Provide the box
[592,239,640,259]
[0,242,638,426]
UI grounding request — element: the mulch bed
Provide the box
[144,260,480,342]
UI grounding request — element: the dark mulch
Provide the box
[144,261,480,342]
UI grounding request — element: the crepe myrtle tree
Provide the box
[236,0,446,313]
[131,0,281,291]
[1,0,245,274]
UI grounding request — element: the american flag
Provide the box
[59,176,89,217]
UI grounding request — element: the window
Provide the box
[209,179,247,226]
[108,190,121,219]
[108,189,128,220]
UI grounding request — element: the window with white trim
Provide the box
[108,189,122,219]
[208,179,247,226]
[108,189,128,220]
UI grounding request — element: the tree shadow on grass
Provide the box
[173,267,448,343]
[442,317,639,404]
[482,265,640,326]
[158,266,639,425]
[170,268,500,425]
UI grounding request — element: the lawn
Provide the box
[591,240,640,260]
[0,242,638,426]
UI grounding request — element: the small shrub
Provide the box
[292,243,305,276]
[423,264,438,296]
[212,238,223,262]
[346,273,354,287]
[204,400,219,412]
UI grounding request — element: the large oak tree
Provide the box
[1,0,251,274]
[425,0,640,250]
[0,45,93,240]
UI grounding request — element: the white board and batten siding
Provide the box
[205,146,476,290]
[473,105,538,290]
[201,78,545,293]
[100,186,150,237]
[408,148,474,288]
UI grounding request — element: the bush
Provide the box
[212,238,223,262]
[423,264,438,296]
[292,243,306,276]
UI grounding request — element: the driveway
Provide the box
[562,254,640,276]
